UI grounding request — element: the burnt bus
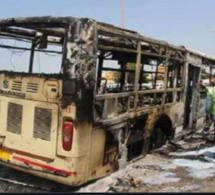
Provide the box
[0,16,213,186]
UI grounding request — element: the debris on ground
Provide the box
[78,129,215,193]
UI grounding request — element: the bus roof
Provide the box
[0,16,214,63]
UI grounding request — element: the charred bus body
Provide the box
[0,16,214,186]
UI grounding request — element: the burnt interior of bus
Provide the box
[94,23,187,164]
[94,23,186,123]
[0,21,66,76]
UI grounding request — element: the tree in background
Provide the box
[113,72,121,83]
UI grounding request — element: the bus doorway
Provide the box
[184,64,201,132]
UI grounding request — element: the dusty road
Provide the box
[1,129,215,193]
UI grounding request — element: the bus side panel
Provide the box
[88,128,106,180]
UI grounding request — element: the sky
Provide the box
[0,0,215,72]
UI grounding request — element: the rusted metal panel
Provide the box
[162,48,169,105]
[187,53,202,67]
[97,23,186,52]
[0,16,74,27]
[134,42,142,111]
[61,19,98,121]
[183,53,189,100]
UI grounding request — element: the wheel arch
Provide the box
[149,114,175,151]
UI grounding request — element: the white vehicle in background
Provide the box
[201,79,209,87]
[142,81,164,90]
[156,81,164,89]
[142,83,153,90]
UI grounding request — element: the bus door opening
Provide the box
[184,65,201,131]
